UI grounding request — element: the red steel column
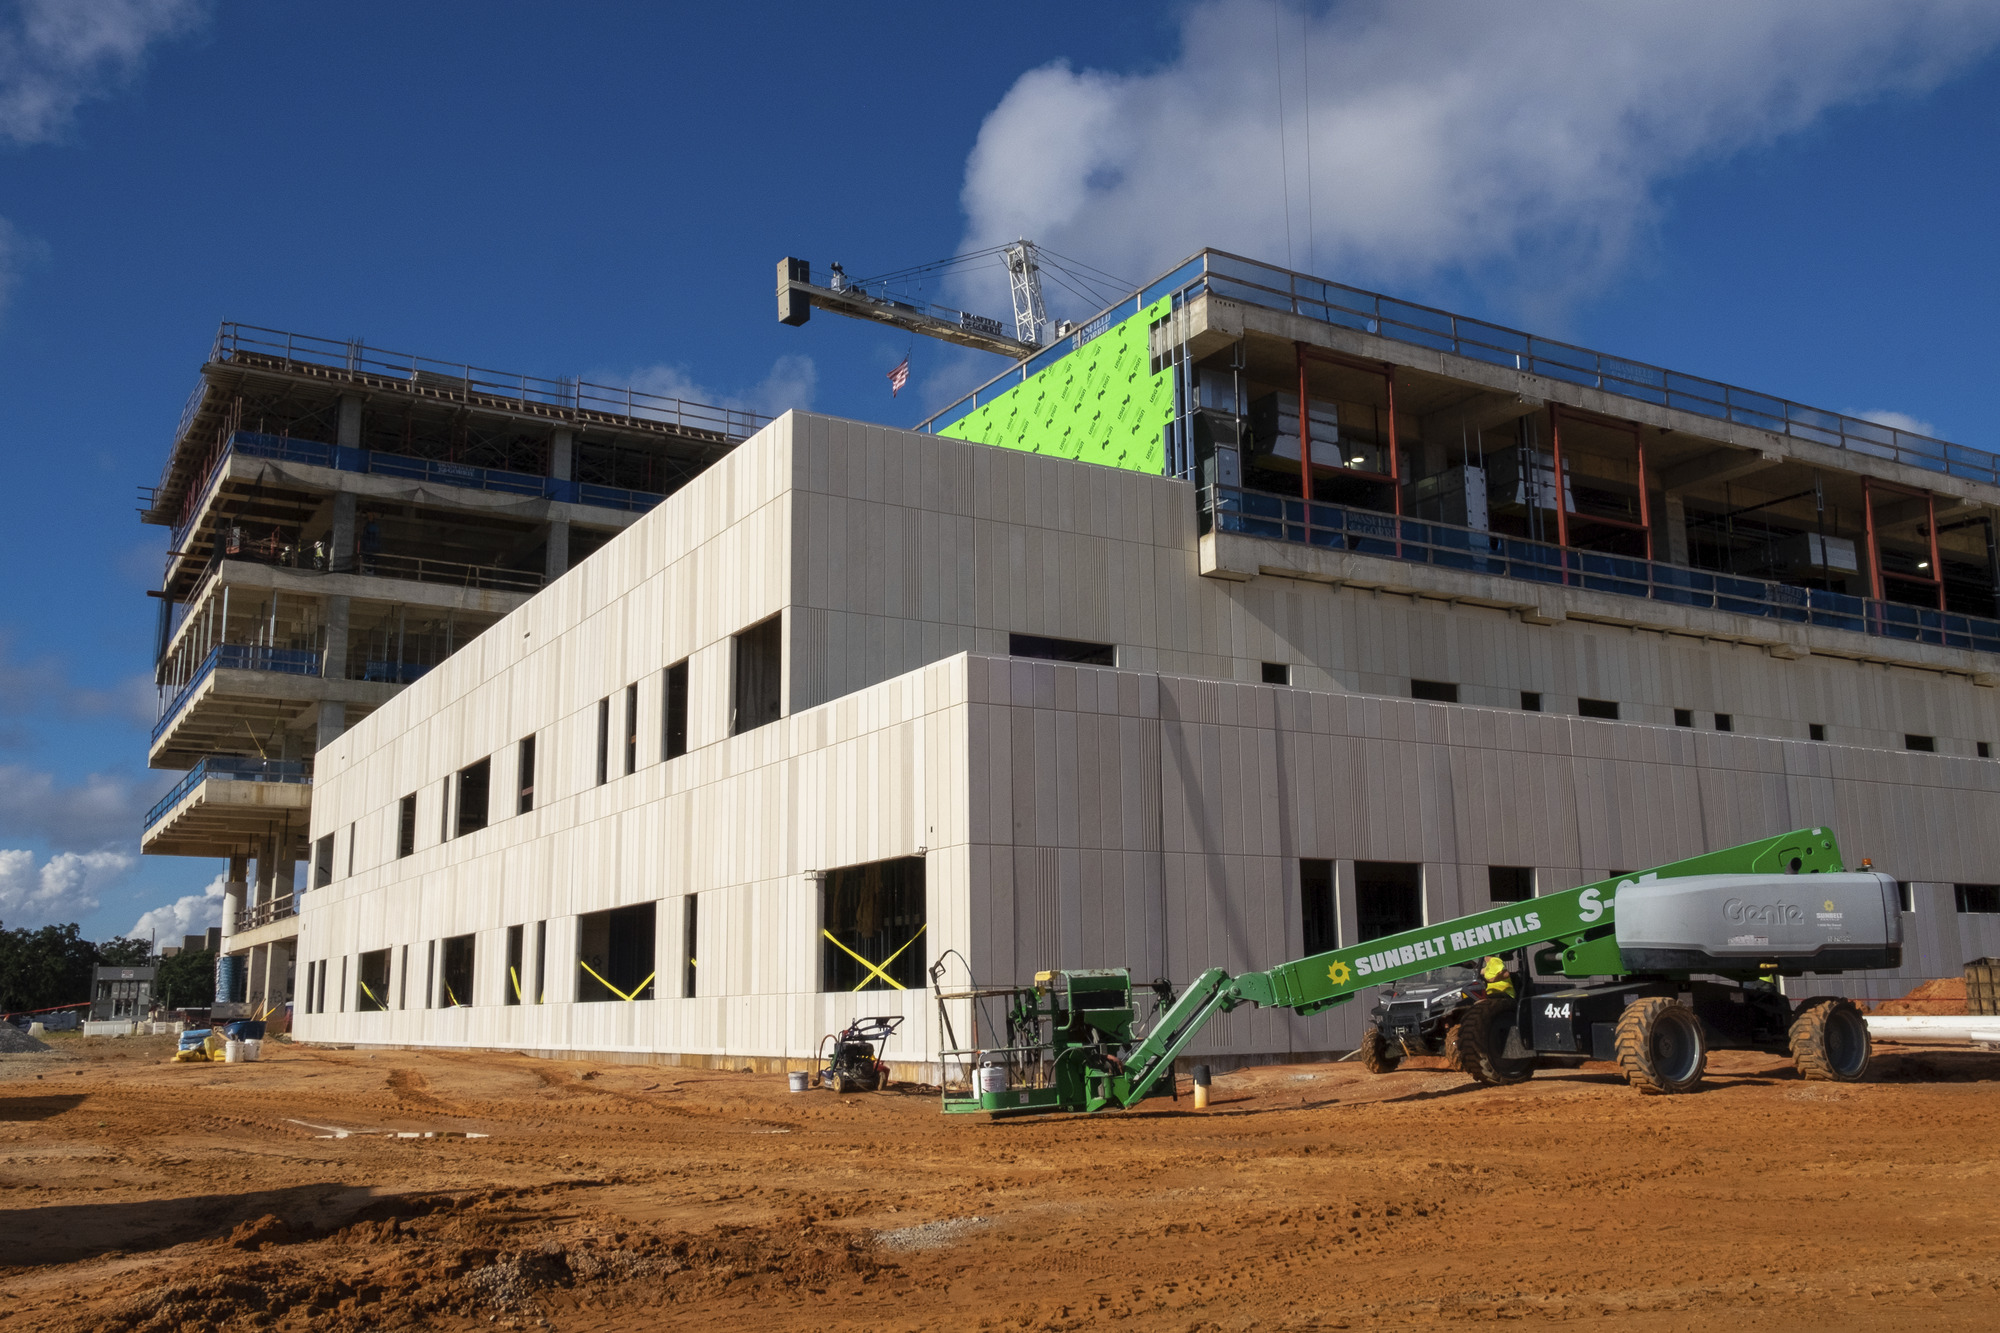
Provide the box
[1863,478,1883,602]
[1549,405,1570,549]
[1634,423,1653,561]
[1928,491,1945,611]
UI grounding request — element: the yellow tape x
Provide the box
[578,959,656,1002]
[820,923,927,991]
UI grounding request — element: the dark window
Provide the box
[1353,862,1424,942]
[534,920,547,1004]
[318,959,329,1014]
[397,793,417,858]
[663,660,689,759]
[517,735,536,814]
[624,682,639,775]
[1300,858,1336,954]
[1008,632,1115,666]
[347,824,356,877]
[356,949,390,1012]
[595,697,610,784]
[732,617,784,734]
[1897,881,1914,914]
[821,857,927,992]
[1906,734,1936,753]
[1674,708,1694,728]
[1955,884,2000,914]
[1714,713,1733,732]
[439,933,475,1007]
[577,903,657,1001]
[313,834,334,889]
[398,944,409,1008]
[1810,723,1827,742]
[1488,866,1534,903]
[1981,742,1993,759]
[424,939,435,1008]
[682,895,699,998]
[505,924,524,1005]
[1262,662,1291,686]
[1520,692,1542,712]
[1579,698,1619,720]
[439,777,450,843]
[1411,680,1458,703]
[303,961,316,1014]
[338,956,347,1013]
[456,758,490,837]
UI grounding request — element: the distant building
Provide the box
[89,965,156,1022]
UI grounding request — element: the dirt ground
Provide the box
[1,1032,1996,1332]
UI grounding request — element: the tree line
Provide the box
[0,922,216,1016]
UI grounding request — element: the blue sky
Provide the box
[2,0,1998,940]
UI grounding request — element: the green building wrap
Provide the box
[940,298,1174,474]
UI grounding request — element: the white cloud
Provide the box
[0,847,134,924]
[0,762,162,849]
[126,871,224,942]
[957,0,2000,315]
[617,354,819,422]
[0,0,204,145]
[1857,410,1939,440]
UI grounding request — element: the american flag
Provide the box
[886,354,910,396]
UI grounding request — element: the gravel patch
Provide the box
[0,1026,52,1054]
[872,1216,990,1252]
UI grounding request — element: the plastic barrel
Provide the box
[978,1064,1009,1095]
[788,1071,809,1092]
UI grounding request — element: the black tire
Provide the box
[1441,1020,1467,1074]
[829,1070,851,1094]
[1359,1026,1401,1074]
[1456,996,1535,1086]
[1615,996,1707,1094]
[1789,996,1870,1082]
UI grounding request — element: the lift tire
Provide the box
[1615,996,1708,1094]
[1359,1026,1401,1074]
[1456,996,1535,1086]
[1789,996,1871,1082]
[1441,1021,1467,1074]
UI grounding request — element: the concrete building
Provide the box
[138,324,768,1017]
[284,249,2000,1072]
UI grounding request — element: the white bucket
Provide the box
[243,1039,263,1062]
[224,1040,244,1063]
[787,1071,809,1092]
[978,1064,1009,1095]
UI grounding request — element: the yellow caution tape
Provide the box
[510,966,522,1002]
[578,959,655,1002]
[820,923,927,991]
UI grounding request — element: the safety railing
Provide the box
[1204,485,2000,656]
[187,524,545,597]
[153,644,322,742]
[145,757,312,831]
[922,250,1995,487]
[235,892,296,933]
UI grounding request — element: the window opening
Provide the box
[1488,866,1534,903]
[1905,734,1936,752]
[1520,692,1542,712]
[682,896,699,998]
[1955,884,2000,914]
[1354,862,1424,942]
[439,777,451,842]
[398,944,409,1008]
[624,682,639,775]
[1262,662,1290,686]
[1714,713,1733,732]
[397,793,417,858]
[663,660,689,759]
[820,857,927,992]
[317,959,328,1014]
[456,757,490,836]
[1810,723,1827,742]
[577,903,658,1001]
[534,920,547,1003]
[347,824,356,877]
[595,697,610,784]
[338,956,347,1012]
[1007,632,1114,666]
[505,924,524,1005]
[313,834,334,888]
[517,735,536,814]
[1578,698,1619,720]
[1411,680,1458,703]
[731,616,783,734]
[1300,858,1335,954]
[440,934,475,1007]
[1674,708,1693,728]
[424,939,435,1008]
[1897,881,1914,914]
[1981,742,1993,759]
[303,961,316,1014]
[356,949,390,1012]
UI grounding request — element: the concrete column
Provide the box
[549,428,574,481]
[267,941,294,1007]
[316,699,347,751]
[1335,860,1360,949]
[337,394,363,450]
[220,854,248,948]
[1664,496,1690,566]
[322,594,350,681]
[276,851,296,912]
[544,519,570,581]
[330,492,357,572]
[247,943,268,1008]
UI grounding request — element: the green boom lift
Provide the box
[934,828,1899,1114]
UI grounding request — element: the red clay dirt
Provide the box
[2,1031,1997,1331]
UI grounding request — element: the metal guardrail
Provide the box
[921,250,1995,488]
[1205,485,2000,655]
[152,644,322,742]
[170,430,668,552]
[145,757,312,831]
[236,892,296,933]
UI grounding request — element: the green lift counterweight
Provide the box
[934,828,1900,1115]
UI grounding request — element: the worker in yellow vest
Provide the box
[1480,955,1515,999]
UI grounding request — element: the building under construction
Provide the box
[155,250,2000,1068]
[139,325,768,1016]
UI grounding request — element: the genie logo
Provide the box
[1723,897,1803,925]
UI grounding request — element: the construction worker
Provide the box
[1479,955,1515,999]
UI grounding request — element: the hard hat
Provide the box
[1481,956,1506,981]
